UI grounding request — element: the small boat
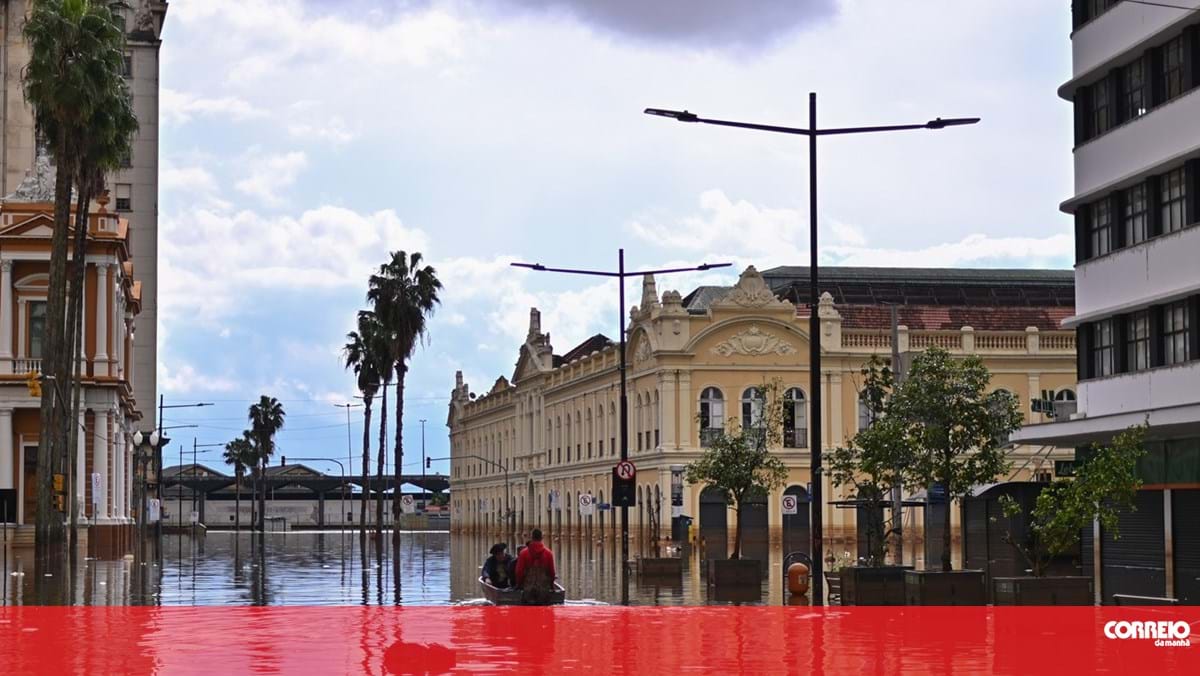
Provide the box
[478,577,566,606]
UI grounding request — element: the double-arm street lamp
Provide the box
[512,251,732,605]
[646,95,979,604]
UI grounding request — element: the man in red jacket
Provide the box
[515,529,557,603]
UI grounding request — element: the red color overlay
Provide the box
[1,606,1197,674]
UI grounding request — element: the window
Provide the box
[29,302,47,359]
[1123,183,1148,246]
[1089,199,1112,257]
[1122,57,1147,120]
[610,437,615,457]
[1091,319,1115,377]
[1125,311,1151,372]
[119,148,132,169]
[1162,36,1186,101]
[1161,168,1187,233]
[1163,301,1191,365]
[1054,389,1077,402]
[741,387,764,433]
[1090,78,1111,136]
[783,388,807,449]
[858,392,874,432]
[698,387,724,447]
[115,183,132,211]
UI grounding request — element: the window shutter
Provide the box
[1187,159,1200,226]
[1077,324,1091,380]
[1190,296,1200,361]
[1147,174,1164,237]
[1075,85,1092,144]
[1113,188,1128,249]
[1151,44,1166,107]
[1150,305,1166,367]
[1114,314,1129,374]
[1075,210,1089,263]
[1108,68,1123,124]
[1185,26,1199,91]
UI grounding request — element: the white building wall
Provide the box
[1071,225,1200,322]
[1068,0,1200,84]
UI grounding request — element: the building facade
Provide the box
[0,164,142,554]
[0,0,164,429]
[1012,1,1200,604]
[448,266,1078,560]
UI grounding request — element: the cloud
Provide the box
[161,88,267,126]
[162,165,219,195]
[234,150,309,206]
[160,362,239,394]
[497,0,838,50]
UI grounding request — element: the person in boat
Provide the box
[508,545,525,584]
[515,529,557,603]
[482,543,515,589]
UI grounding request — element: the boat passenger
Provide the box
[509,545,525,584]
[515,529,557,603]
[482,543,515,589]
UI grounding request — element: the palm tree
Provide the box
[24,0,129,553]
[222,433,255,532]
[367,251,442,523]
[344,311,385,539]
[248,396,286,531]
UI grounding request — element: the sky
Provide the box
[156,0,1075,479]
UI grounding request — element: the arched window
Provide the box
[653,390,660,449]
[556,417,562,464]
[699,387,724,447]
[1054,389,1076,401]
[565,416,572,462]
[586,409,593,459]
[635,394,644,451]
[575,411,582,461]
[610,401,618,456]
[784,387,807,448]
[597,405,605,456]
[741,387,765,434]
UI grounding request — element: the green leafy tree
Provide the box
[222,433,256,532]
[24,0,129,553]
[248,396,286,531]
[998,424,1146,577]
[367,251,442,524]
[685,380,788,559]
[885,347,1022,571]
[344,310,387,537]
[828,356,906,566]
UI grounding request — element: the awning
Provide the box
[1009,402,1200,447]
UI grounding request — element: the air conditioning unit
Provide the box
[1053,400,1078,420]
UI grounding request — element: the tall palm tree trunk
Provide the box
[258,456,267,532]
[36,133,74,556]
[234,469,241,532]
[360,398,373,539]
[392,365,406,523]
[376,387,388,538]
[65,182,93,547]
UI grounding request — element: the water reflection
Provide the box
[2,530,899,606]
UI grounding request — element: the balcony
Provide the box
[1070,224,1200,323]
[1079,361,1200,419]
[11,358,41,375]
[783,428,807,449]
[837,327,1074,356]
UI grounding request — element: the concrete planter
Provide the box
[639,558,683,577]
[840,566,913,606]
[992,576,1094,606]
[707,559,762,586]
[905,570,986,606]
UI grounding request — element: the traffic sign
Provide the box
[401,494,415,514]
[612,462,636,507]
[578,493,594,516]
[782,494,798,515]
[616,461,636,481]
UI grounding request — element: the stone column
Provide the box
[93,408,109,521]
[829,373,844,448]
[112,411,124,520]
[76,408,87,522]
[0,408,12,492]
[0,260,11,374]
[659,371,677,450]
[1028,373,1042,424]
[677,371,691,448]
[111,272,121,378]
[95,264,109,375]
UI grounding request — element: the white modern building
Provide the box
[1013,0,1200,604]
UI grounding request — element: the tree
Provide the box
[222,433,256,532]
[367,251,442,524]
[24,0,129,554]
[684,380,788,559]
[884,347,1022,571]
[344,311,386,538]
[828,356,907,566]
[998,424,1146,577]
[248,396,286,531]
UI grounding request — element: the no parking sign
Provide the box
[781,494,798,515]
[578,493,594,516]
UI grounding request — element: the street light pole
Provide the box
[512,252,732,605]
[645,98,978,604]
[420,420,427,509]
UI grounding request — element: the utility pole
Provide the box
[420,419,427,509]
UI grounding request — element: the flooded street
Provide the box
[0,529,868,606]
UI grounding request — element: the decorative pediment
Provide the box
[710,266,793,311]
[710,325,797,357]
[0,213,55,238]
[489,375,511,394]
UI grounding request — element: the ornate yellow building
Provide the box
[447,265,1078,557]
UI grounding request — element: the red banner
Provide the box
[1,606,1197,674]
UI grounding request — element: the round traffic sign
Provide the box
[402,495,413,505]
[782,495,797,513]
[579,494,592,507]
[616,461,636,481]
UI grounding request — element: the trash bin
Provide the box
[672,515,693,542]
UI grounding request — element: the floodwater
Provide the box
[0,529,886,606]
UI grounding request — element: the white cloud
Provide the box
[162,165,220,195]
[160,362,239,394]
[234,150,308,206]
[161,88,267,126]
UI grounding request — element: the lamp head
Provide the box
[926,117,980,130]
[149,431,160,447]
[644,108,699,122]
[133,430,143,446]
